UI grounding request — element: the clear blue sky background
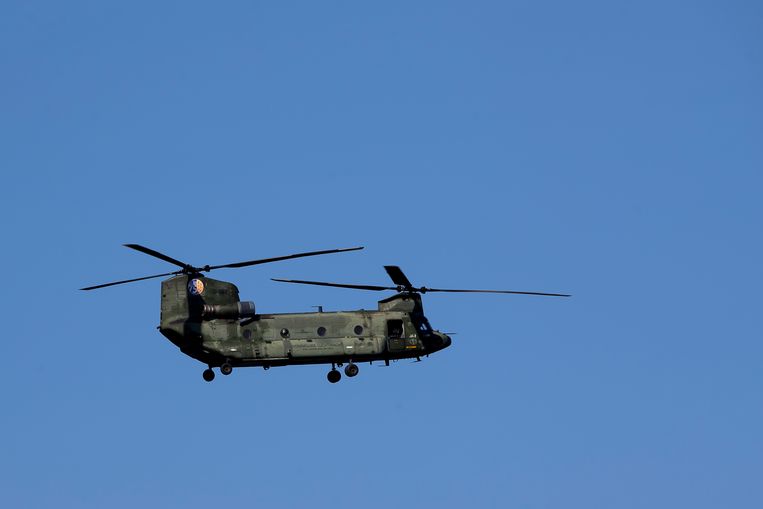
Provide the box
[1,1,761,508]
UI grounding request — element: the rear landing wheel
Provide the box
[327,369,341,384]
[344,363,359,377]
[220,363,233,376]
[202,369,215,382]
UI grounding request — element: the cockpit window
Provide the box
[416,318,432,333]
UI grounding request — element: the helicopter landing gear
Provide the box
[344,362,359,378]
[327,364,341,384]
[220,362,233,376]
[202,368,215,382]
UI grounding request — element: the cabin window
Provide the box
[280,328,290,338]
[317,326,326,337]
[354,325,364,335]
[387,320,403,339]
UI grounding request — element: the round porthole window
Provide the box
[317,326,326,337]
[354,325,363,335]
[280,328,290,338]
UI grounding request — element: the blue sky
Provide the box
[1,1,761,508]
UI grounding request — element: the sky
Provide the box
[1,1,761,507]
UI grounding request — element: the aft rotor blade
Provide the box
[384,265,413,288]
[124,244,191,270]
[208,246,364,270]
[80,271,180,291]
[271,278,396,292]
[423,288,571,297]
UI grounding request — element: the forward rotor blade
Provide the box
[384,265,413,288]
[423,288,571,297]
[208,246,364,270]
[124,244,191,270]
[80,271,180,291]
[271,278,395,292]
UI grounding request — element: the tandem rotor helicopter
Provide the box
[82,244,569,383]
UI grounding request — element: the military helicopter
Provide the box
[81,244,569,383]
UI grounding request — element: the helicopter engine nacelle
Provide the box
[201,301,256,320]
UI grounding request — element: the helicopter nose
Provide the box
[437,332,451,349]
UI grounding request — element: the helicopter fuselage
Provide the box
[158,275,451,375]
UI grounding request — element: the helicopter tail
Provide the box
[160,275,242,344]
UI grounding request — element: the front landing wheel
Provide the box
[202,369,215,382]
[344,363,359,377]
[327,369,341,384]
[220,363,233,376]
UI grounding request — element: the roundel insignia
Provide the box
[188,278,205,296]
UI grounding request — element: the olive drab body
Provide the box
[81,244,567,383]
[158,274,452,369]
